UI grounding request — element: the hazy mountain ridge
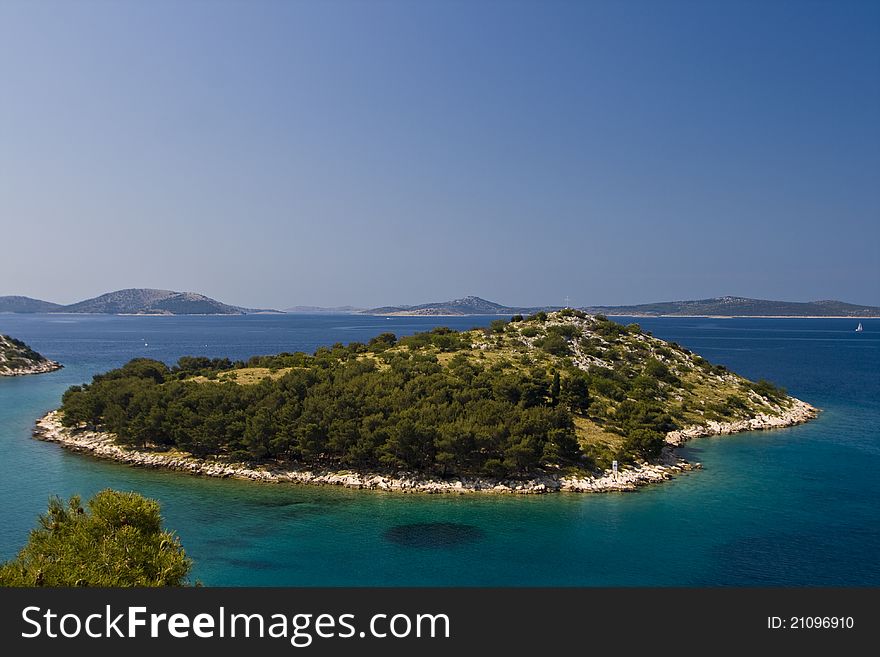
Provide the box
[62,289,248,315]
[364,295,880,317]
[285,305,365,314]
[583,296,880,317]
[364,295,560,316]
[0,289,277,315]
[3,292,877,317]
[0,296,63,313]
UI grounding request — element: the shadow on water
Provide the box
[242,498,336,515]
[245,498,313,508]
[384,522,485,548]
[201,535,253,550]
[210,556,283,571]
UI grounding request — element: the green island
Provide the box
[0,334,62,376]
[36,311,817,493]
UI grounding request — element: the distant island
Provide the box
[358,295,879,318]
[363,295,559,316]
[581,296,880,318]
[0,289,280,315]
[5,290,875,318]
[0,335,62,376]
[35,311,816,494]
[285,305,366,314]
[0,296,64,313]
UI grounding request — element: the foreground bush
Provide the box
[0,489,191,587]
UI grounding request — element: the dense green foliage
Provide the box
[750,378,787,402]
[0,490,191,587]
[61,345,590,476]
[1,334,42,360]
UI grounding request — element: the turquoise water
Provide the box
[1,314,877,586]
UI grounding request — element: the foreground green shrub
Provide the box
[0,490,191,587]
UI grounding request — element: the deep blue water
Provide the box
[1,314,877,586]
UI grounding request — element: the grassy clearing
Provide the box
[573,415,625,467]
[355,354,389,371]
[675,371,761,423]
[188,367,295,385]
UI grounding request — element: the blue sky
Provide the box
[1,0,877,308]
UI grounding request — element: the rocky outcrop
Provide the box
[0,335,62,376]
[2,360,63,376]
[664,398,818,446]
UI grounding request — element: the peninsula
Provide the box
[34,311,817,493]
[0,335,62,376]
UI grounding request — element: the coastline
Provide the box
[0,360,63,377]
[664,397,818,445]
[32,398,818,494]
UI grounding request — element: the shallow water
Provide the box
[1,314,877,585]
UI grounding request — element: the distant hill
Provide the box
[0,334,62,376]
[360,295,879,317]
[0,289,277,315]
[0,296,63,313]
[62,289,253,315]
[285,305,365,314]
[363,296,559,316]
[5,290,876,317]
[583,296,880,317]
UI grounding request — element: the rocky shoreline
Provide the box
[0,360,63,376]
[0,334,63,376]
[32,398,818,494]
[664,397,818,446]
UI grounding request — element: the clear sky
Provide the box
[1,0,878,309]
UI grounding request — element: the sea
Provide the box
[0,314,877,586]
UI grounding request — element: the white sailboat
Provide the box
[856,322,863,332]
